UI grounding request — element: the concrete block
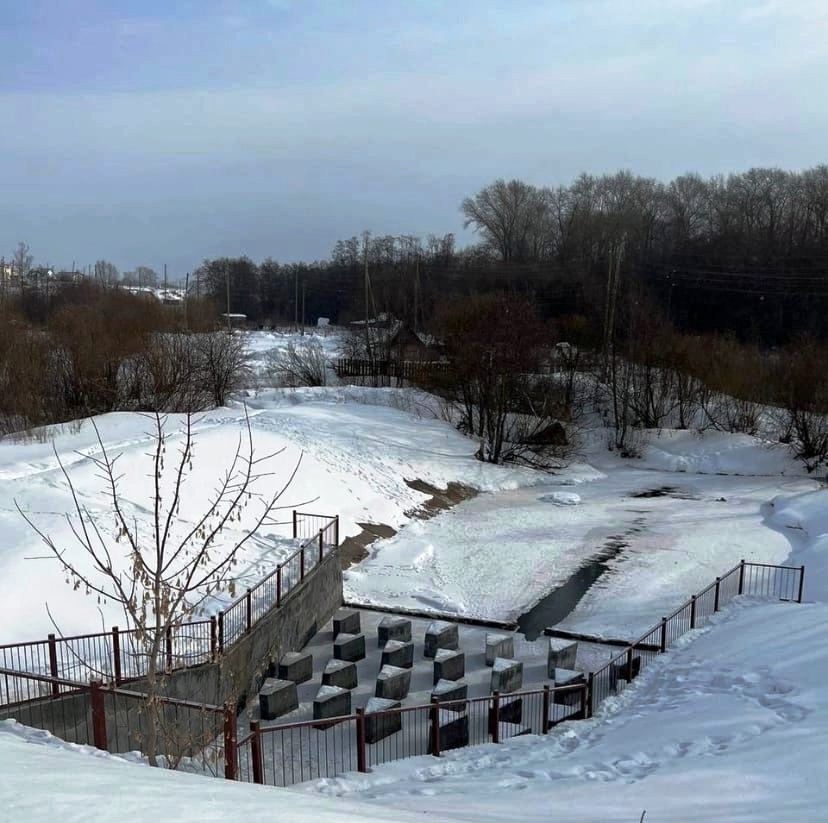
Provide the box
[375,664,412,701]
[424,621,459,659]
[485,633,514,666]
[429,711,469,753]
[488,695,523,736]
[258,678,298,721]
[364,697,402,744]
[553,668,586,708]
[610,655,642,689]
[491,658,523,693]
[277,651,313,684]
[322,658,358,690]
[313,685,352,724]
[547,637,578,675]
[433,649,465,684]
[377,616,412,647]
[334,632,366,663]
[333,609,361,639]
[431,678,467,711]
[381,639,414,670]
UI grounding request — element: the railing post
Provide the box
[356,708,368,773]
[587,672,594,719]
[277,565,282,607]
[430,697,441,758]
[334,515,340,547]
[112,627,122,686]
[714,577,721,612]
[300,546,305,581]
[318,529,324,564]
[798,566,805,603]
[47,633,60,697]
[165,626,173,671]
[224,703,238,780]
[542,685,550,734]
[250,721,264,784]
[660,618,667,653]
[89,680,108,750]
[218,611,225,655]
[690,595,697,630]
[292,510,298,539]
[491,690,501,744]
[738,559,746,595]
[209,617,218,661]
[246,589,252,633]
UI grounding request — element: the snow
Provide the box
[0,385,536,641]
[538,491,581,505]
[303,599,826,822]
[3,333,828,820]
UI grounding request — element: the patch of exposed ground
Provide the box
[338,480,478,570]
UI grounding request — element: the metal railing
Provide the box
[587,559,805,714]
[0,511,339,705]
[0,665,234,778]
[235,684,588,788]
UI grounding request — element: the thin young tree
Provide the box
[17,408,303,766]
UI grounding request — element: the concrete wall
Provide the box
[0,547,343,756]
[136,546,343,709]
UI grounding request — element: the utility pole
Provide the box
[225,262,231,334]
[413,253,420,334]
[301,282,306,336]
[294,268,299,332]
[184,271,190,331]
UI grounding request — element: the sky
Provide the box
[1,0,826,277]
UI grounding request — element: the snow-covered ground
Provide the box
[0,384,535,640]
[346,427,819,635]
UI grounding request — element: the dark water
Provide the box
[516,549,621,640]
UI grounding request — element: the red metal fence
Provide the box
[587,560,805,715]
[0,666,231,777]
[0,511,339,706]
[235,684,588,788]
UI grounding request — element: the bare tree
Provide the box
[13,242,33,277]
[17,409,302,765]
[266,339,328,388]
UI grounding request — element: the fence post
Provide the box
[210,617,218,662]
[47,633,59,697]
[690,595,697,630]
[89,680,108,750]
[224,703,238,780]
[334,515,340,547]
[218,611,225,655]
[356,708,368,773]
[626,646,634,681]
[542,685,550,734]
[491,691,501,744]
[292,510,298,539]
[318,529,324,564]
[165,626,173,671]
[246,589,252,633]
[714,577,721,612]
[798,566,805,603]
[300,547,305,581]
[112,627,122,686]
[430,697,441,757]
[250,721,264,785]
[277,565,282,607]
[586,672,594,719]
[738,559,746,595]
[659,618,667,653]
